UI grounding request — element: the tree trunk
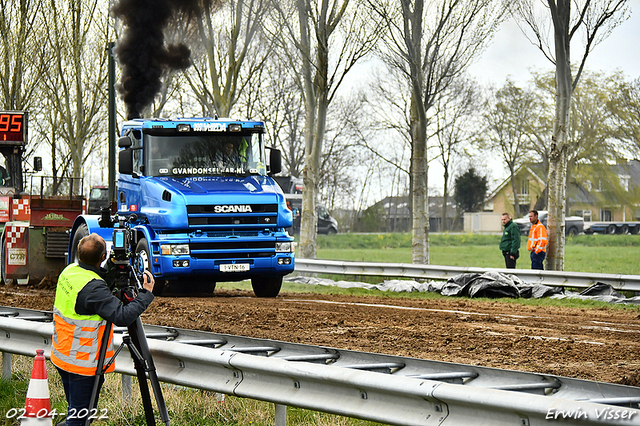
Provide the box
[298,0,329,260]
[509,166,520,217]
[546,1,572,271]
[411,107,429,264]
[442,167,449,232]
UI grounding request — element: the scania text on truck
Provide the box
[67,117,295,297]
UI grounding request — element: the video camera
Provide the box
[98,207,144,298]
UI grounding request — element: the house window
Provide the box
[600,209,612,221]
[620,174,630,192]
[515,179,530,205]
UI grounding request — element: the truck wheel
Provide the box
[135,238,166,296]
[70,223,89,263]
[327,227,338,235]
[567,227,578,236]
[251,276,283,297]
[621,225,630,234]
[607,225,616,235]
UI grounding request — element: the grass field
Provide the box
[313,233,640,275]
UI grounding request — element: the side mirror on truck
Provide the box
[119,148,133,174]
[267,147,282,176]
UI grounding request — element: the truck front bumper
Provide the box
[150,252,295,280]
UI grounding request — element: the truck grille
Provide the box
[189,240,275,259]
[187,204,279,228]
[45,230,69,258]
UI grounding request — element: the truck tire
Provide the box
[70,223,89,263]
[567,226,579,236]
[607,225,617,235]
[135,238,166,296]
[251,276,283,297]
[621,225,630,234]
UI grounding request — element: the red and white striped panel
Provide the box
[12,198,31,221]
[5,225,27,249]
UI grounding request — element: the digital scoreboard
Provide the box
[0,111,27,144]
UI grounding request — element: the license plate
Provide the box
[220,263,250,272]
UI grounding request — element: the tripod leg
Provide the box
[86,322,113,426]
[128,317,170,425]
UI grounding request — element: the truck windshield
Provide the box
[145,133,266,177]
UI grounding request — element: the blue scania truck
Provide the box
[68,117,295,297]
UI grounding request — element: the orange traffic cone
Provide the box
[21,349,52,425]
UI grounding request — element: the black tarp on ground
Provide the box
[288,273,640,304]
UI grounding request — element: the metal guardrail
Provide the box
[294,258,640,292]
[1,307,640,425]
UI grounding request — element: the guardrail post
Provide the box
[122,374,132,400]
[2,352,11,379]
[274,404,287,426]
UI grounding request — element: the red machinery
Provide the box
[0,111,85,285]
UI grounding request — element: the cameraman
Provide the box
[51,233,155,426]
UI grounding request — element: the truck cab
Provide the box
[69,118,295,297]
[87,186,109,214]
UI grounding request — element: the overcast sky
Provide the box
[468,0,640,85]
[435,0,640,194]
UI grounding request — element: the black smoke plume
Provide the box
[112,0,202,120]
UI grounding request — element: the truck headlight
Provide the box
[161,244,190,255]
[275,242,293,253]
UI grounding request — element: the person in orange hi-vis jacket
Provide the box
[527,210,548,270]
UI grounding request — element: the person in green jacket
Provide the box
[499,212,521,268]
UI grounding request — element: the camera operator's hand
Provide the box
[142,270,155,293]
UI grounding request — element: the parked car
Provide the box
[285,194,338,235]
[513,210,583,236]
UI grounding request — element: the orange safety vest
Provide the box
[527,221,548,254]
[51,264,115,376]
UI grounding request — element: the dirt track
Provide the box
[2,284,640,386]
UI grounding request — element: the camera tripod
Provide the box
[82,211,170,425]
[87,310,170,426]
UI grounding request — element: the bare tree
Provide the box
[370,0,505,264]
[362,67,413,187]
[319,94,373,212]
[0,0,49,172]
[185,0,270,118]
[237,52,306,176]
[482,80,539,216]
[41,0,110,189]
[273,0,382,258]
[512,0,629,270]
[432,76,481,230]
[0,0,47,111]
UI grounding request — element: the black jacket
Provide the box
[74,262,154,327]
